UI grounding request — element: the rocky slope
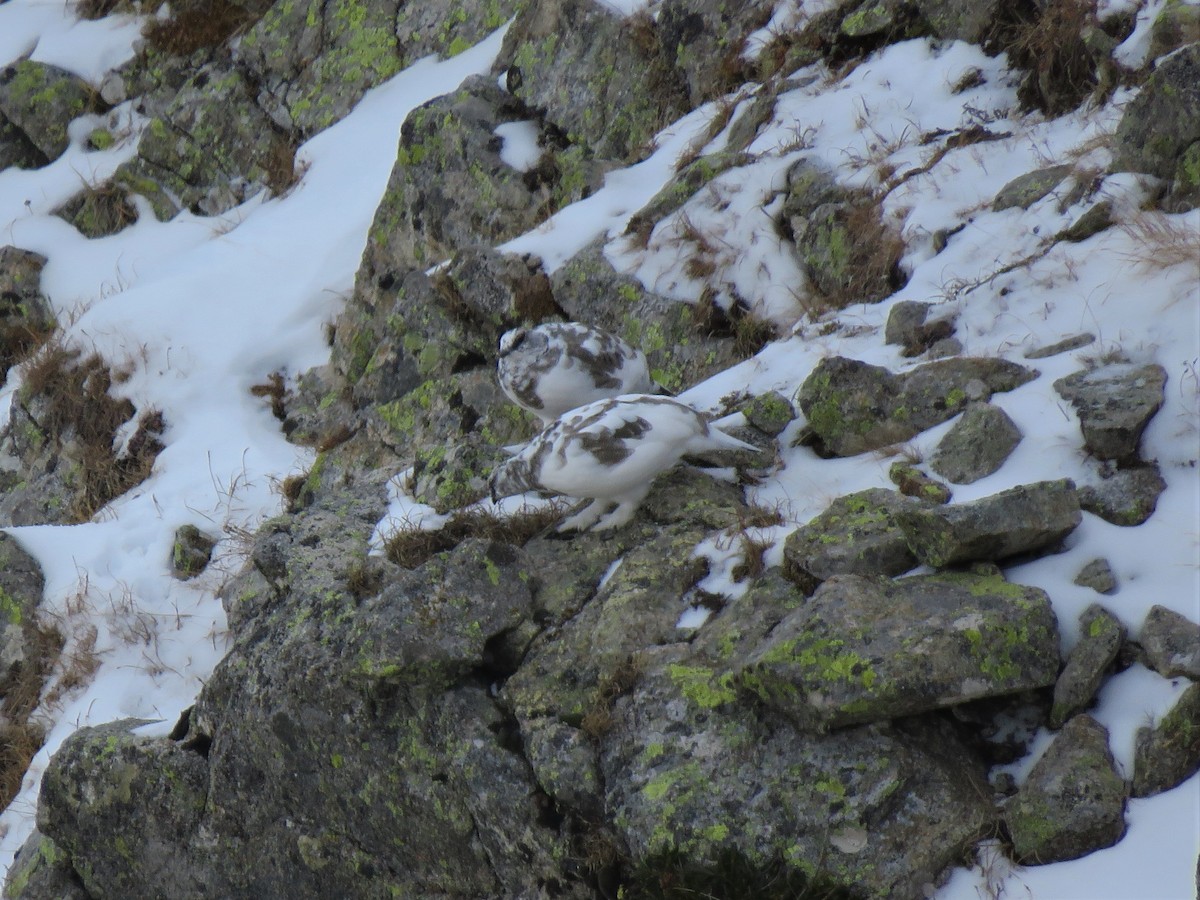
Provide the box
[0,0,1197,898]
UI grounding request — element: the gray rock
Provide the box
[782,488,924,590]
[741,391,795,436]
[916,0,1005,43]
[1078,464,1167,526]
[884,300,956,356]
[522,717,602,817]
[0,62,97,161]
[1074,557,1118,594]
[796,355,1036,457]
[1139,605,1200,679]
[930,402,1022,484]
[1148,4,1200,59]
[793,198,903,306]
[840,3,896,37]
[0,247,54,378]
[1050,605,1125,728]
[992,165,1074,212]
[736,571,1060,732]
[1005,715,1128,864]
[625,150,752,241]
[2,830,88,899]
[897,479,1081,568]
[601,645,995,898]
[52,184,138,238]
[1054,363,1166,463]
[1113,43,1200,180]
[889,461,953,504]
[1171,139,1200,211]
[1057,200,1114,242]
[1025,332,1095,359]
[498,0,689,161]
[1132,682,1200,798]
[0,114,46,170]
[658,0,777,105]
[170,525,216,580]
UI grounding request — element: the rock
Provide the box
[658,0,778,105]
[1138,605,1200,679]
[741,390,795,436]
[52,184,138,238]
[601,646,995,898]
[625,150,752,240]
[916,0,1006,43]
[1074,558,1117,594]
[0,114,47,170]
[735,571,1060,732]
[796,355,1036,457]
[993,165,1074,211]
[0,247,54,378]
[170,525,216,580]
[1050,605,1125,728]
[1078,464,1167,525]
[792,197,904,306]
[1148,4,1200,59]
[1005,715,1128,864]
[115,65,296,219]
[1113,42,1200,184]
[1054,363,1166,463]
[897,479,1081,568]
[362,76,571,272]
[0,62,97,162]
[522,718,602,817]
[884,300,956,356]
[888,461,952,504]
[1057,200,1114,242]
[929,403,1022,484]
[782,488,925,590]
[3,830,90,899]
[1025,332,1095,359]
[840,3,896,38]
[498,0,690,161]
[1132,682,1200,798]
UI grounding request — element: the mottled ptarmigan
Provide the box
[488,394,757,532]
[496,322,652,425]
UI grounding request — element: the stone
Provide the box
[1139,605,1200,679]
[0,247,54,377]
[1005,715,1128,864]
[735,571,1060,732]
[52,185,138,238]
[1054,363,1167,463]
[171,525,216,580]
[896,479,1081,568]
[1050,605,1125,728]
[930,403,1022,484]
[1132,682,1200,798]
[0,62,97,162]
[1113,42,1200,181]
[840,3,895,38]
[1074,558,1117,594]
[793,198,903,306]
[1057,200,1114,242]
[1025,332,1095,359]
[658,0,777,105]
[884,300,956,356]
[0,114,46,170]
[916,0,1006,43]
[992,165,1074,212]
[888,461,952,504]
[3,830,91,899]
[782,488,925,590]
[1078,464,1167,526]
[1148,4,1200,59]
[741,390,795,437]
[796,355,1036,457]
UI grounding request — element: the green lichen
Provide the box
[667,664,737,709]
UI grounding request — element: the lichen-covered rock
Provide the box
[736,571,1060,732]
[52,184,138,238]
[1132,682,1200,798]
[0,114,47,170]
[896,479,1081,568]
[782,488,925,590]
[1054,363,1167,463]
[1024,332,1095,359]
[601,645,995,898]
[0,247,54,378]
[1057,199,1114,241]
[1138,605,1200,679]
[1074,557,1118,594]
[1005,715,1128,864]
[796,355,1035,457]
[170,524,216,579]
[0,62,97,162]
[115,65,296,219]
[916,0,1006,43]
[657,0,775,104]
[499,0,690,161]
[1113,42,1200,187]
[1050,605,1125,728]
[1078,464,1166,525]
[992,165,1073,211]
[884,300,956,356]
[2,831,87,900]
[889,460,952,504]
[930,402,1022,484]
[792,197,903,306]
[741,391,795,436]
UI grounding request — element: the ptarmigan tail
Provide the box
[686,421,759,455]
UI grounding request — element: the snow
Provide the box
[0,1,1197,896]
[494,120,543,172]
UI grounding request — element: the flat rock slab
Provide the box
[1139,605,1200,679]
[930,402,1022,484]
[782,488,925,589]
[796,355,1036,457]
[1079,465,1166,526]
[1006,715,1127,864]
[1050,604,1125,728]
[992,165,1073,211]
[1054,364,1167,463]
[1132,682,1200,798]
[897,479,1081,568]
[735,571,1060,731]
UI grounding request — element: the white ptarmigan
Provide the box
[496,322,653,425]
[488,394,757,532]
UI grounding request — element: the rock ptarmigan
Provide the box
[497,322,652,425]
[489,394,757,532]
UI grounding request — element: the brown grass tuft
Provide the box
[383,503,566,569]
[580,654,643,739]
[1009,0,1099,115]
[143,0,258,55]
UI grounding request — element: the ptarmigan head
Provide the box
[496,322,652,424]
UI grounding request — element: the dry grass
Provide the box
[250,372,286,421]
[383,503,567,569]
[143,0,258,55]
[1009,0,1099,115]
[1119,212,1200,279]
[580,654,643,739]
[693,288,778,359]
[804,198,906,312]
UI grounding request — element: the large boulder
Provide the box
[0,62,98,162]
[1054,364,1167,463]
